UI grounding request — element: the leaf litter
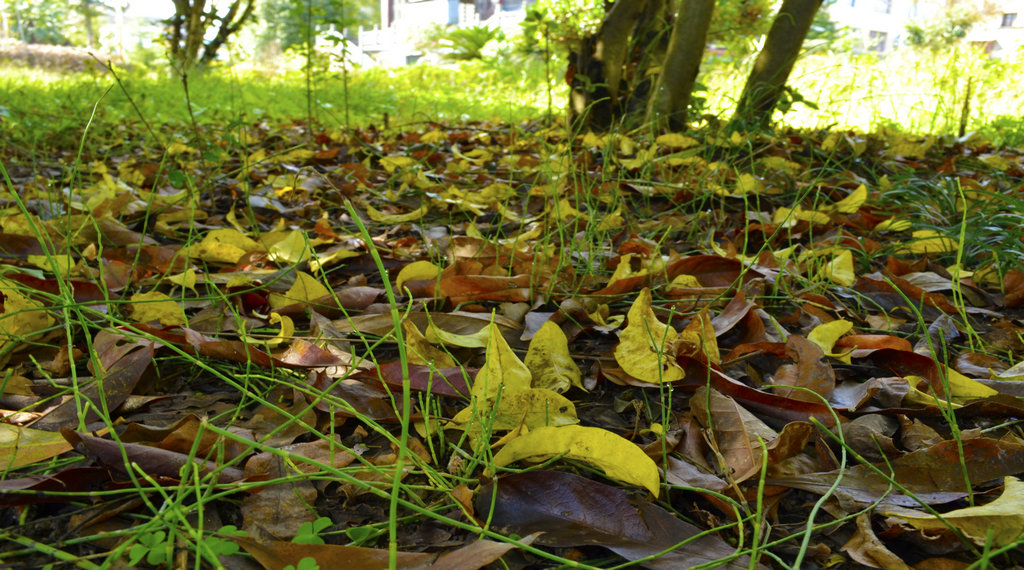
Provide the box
[1,120,1024,567]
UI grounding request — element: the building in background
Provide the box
[359,0,533,65]
[825,0,1023,56]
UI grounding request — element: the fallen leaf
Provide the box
[489,425,660,496]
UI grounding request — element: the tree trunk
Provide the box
[167,0,255,71]
[646,0,715,130]
[731,0,822,129]
[568,0,668,132]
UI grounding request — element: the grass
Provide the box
[0,57,559,161]
[701,45,1024,144]
[2,44,1024,568]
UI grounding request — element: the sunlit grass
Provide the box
[701,46,1024,144]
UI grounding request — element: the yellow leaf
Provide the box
[897,230,958,254]
[905,370,998,402]
[614,288,684,383]
[309,246,360,271]
[595,208,624,231]
[587,304,624,329]
[582,132,605,147]
[380,156,418,173]
[450,388,578,432]
[758,156,803,175]
[166,141,197,155]
[885,477,1024,547]
[525,321,583,393]
[276,148,315,162]
[618,135,636,156]
[267,312,294,347]
[425,323,492,348]
[677,308,720,365]
[993,361,1024,382]
[875,217,912,232]
[735,173,763,195]
[269,271,331,309]
[820,249,855,287]
[267,229,313,265]
[556,198,583,221]
[773,206,831,227]
[655,133,698,149]
[807,319,853,354]
[196,228,261,265]
[0,424,74,469]
[607,254,648,287]
[27,254,73,274]
[396,260,442,293]
[667,273,701,292]
[827,184,868,214]
[167,268,198,293]
[472,323,532,402]
[365,202,428,223]
[402,320,456,368]
[490,425,661,497]
[128,291,186,326]
[421,129,447,145]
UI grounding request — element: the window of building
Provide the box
[868,30,887,52]
[874,0,891,13]
[849,0,856,6]
[1002,13,1017,28]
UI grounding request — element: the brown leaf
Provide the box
[772,335,835,402]
[33,334,154,431]
[409,535,539,570]
[770,437,1024,506]
[841,513,913,569]
[478,469,757,569]
[63,430,244,484]
[232,537,433,568]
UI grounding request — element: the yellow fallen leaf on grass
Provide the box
[0,424,74,469]
[27,254,74,274]
[885,477,1024,547]
[655,133,698,149]
[196,228,261,264]
[395,260,442,292]
[896,230,958,254]
[903,370,998,406]
[472,323,532,402]
[614,288,684,383]
[268,271,331,309]
[874,217,912,232]
[449,388,578,432]
[402,320,456,368]
[524,321,583,393]
[820,248,855,287]
[0,281,55,354]
[266,229,313,265]
[365,202,428,223]
[807,319,854,363]
[677,308,720,365]
[128,291,186,326]
[490,425,660,497]
[822,184,868,214]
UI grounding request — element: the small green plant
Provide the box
[292,516,334,545]
[284,558,321,570]
[436,26,507,61]
[128,530,172,566]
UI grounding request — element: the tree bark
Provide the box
[167,0,255,70]
[569,0,647,132]
[569,0,671,132]
[731,0,822,128]
[646,0,715,130]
